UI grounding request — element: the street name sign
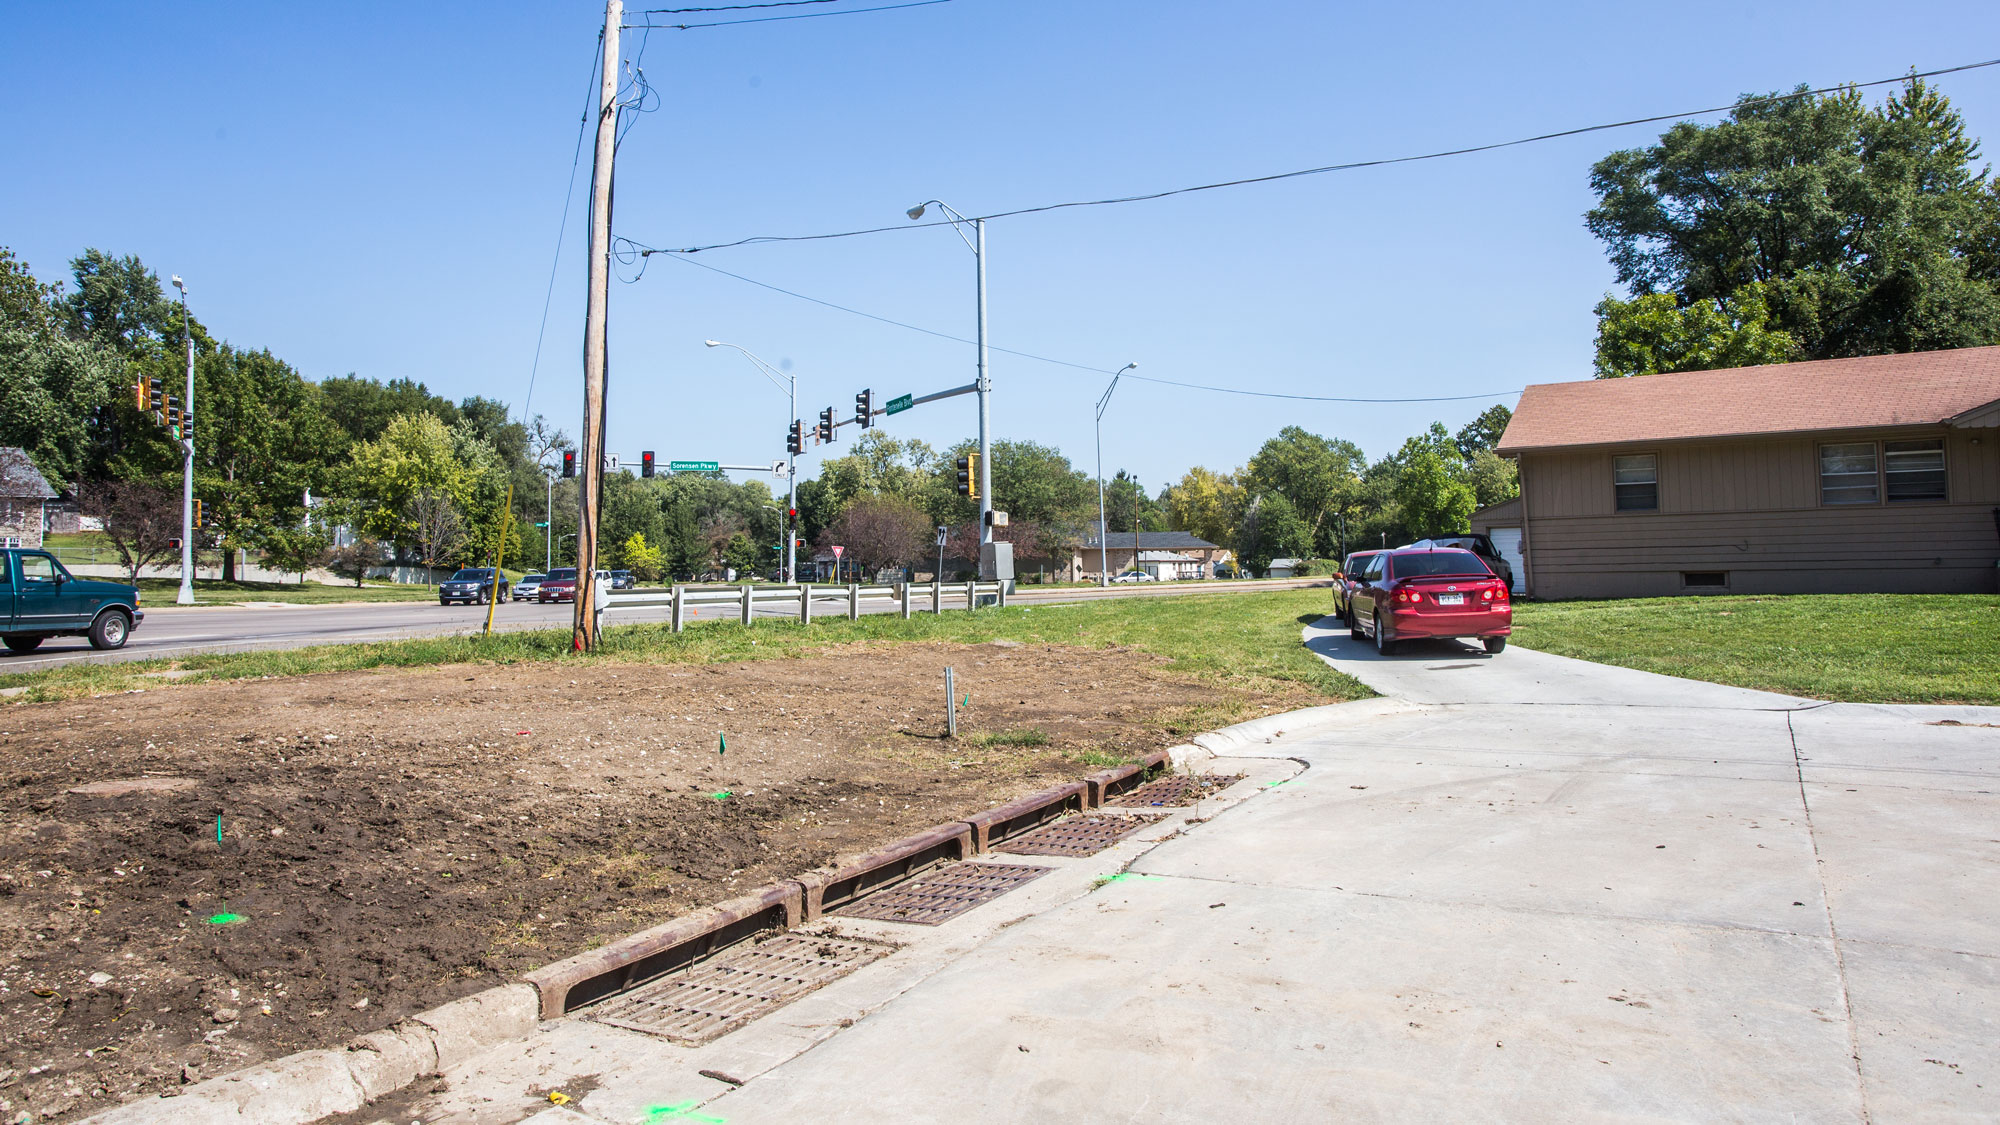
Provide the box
[669,460,720,472]
[885,393,914,415]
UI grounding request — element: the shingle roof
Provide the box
[1497,346,2000,454]
[0,448,57,500]
[1082,523,1219,551]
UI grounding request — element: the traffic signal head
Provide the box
[817,407,834,443]
[787,420,804,456]
[854,389,873,428]
[562,451,576,478]
[146,376,162,413]
[135,379,148,411]
[954,453,978,498]
[181,413,194,442]
[192,499,204,527]
[641,451,655,478]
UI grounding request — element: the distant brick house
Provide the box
[1497,347,2000,598]
[0,447,57,549]
[1078,525,1229,581]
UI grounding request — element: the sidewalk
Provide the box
[361,624,2000,1121]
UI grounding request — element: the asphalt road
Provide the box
[0,578,1328,674]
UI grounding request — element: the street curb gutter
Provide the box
[79,721,1296,1122]
[82,983,539,1124]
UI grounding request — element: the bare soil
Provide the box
[0,640,1302,1121]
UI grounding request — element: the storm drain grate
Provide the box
[1107,774,1245,808]
[586,932,893,1043]
[831,861,1053,925]
[997,813,1166,857]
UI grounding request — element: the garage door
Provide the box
[1489,527,1524,593]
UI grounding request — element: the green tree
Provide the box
[62,249,175,351]
[1160,466,1245,549]
[661,493,703,578]
[345,412,466,548]
[1453,404,1514,458]
[1587,78,2000,362]
[722,532,761,578]
[1103,471,1164,532]
[1393,423,1477,538]
[1592,285,1798,378]
[1245,426,1366,556]
[620,531,665,582]
[320,375,461,446]
[1465,449,1519,510]
[932,439,1094,529]
[1237,493,1310,577]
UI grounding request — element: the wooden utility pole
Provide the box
[574,0,621,651]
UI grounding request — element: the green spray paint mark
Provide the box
[1100,873,1164,884]
[216,815,222,843]
[710,790,732,801]
[961,694,970,709]
[1261,780,1292,789]
[641,1101,727,1124]
[206,913,244,925]
[718,731,726,757]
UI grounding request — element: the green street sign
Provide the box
[534,522,549,528]
[885,394,914,415]
[669,460,720,472]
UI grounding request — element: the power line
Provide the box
[640,0,843,12]
[627,0,955,31]
[635,56,2000,255]
[521,35,605,423]
[661,252,1518,403]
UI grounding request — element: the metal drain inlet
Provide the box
[998,813,1166,857]
[1107,774,1245,808]
[587,933,893,1043]
[831,861,1054,925]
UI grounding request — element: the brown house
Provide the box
[1496,347,2000,599]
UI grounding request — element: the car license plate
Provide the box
[1436,593,1464,605]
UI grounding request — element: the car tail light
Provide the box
[1394,588,1418,605]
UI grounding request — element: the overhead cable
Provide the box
[635,56,2000,254]
[662,253,1518,403]
[627,0,955,31]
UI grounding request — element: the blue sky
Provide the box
[6,1,1999,493]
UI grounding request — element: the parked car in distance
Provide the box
[537,567,579,603]
[1,548,144,652]
[1348,547,1510,655]
[1112,570,1154,583]
[1333,549,1384,625]
[439,568,509,605]
[513,573,546,601]
[1407,534,1513,591]
[610,570,635,590]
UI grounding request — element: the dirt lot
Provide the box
[0,640,1304,1121]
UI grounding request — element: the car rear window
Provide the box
[1391,550,1491,578]
[522,575,546,582]
[548,569,577,579]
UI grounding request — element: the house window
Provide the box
[1613,454,1658,511]
[1884,439,1947,502]
[1819,443,1880,505]
[1681,571,1728,590]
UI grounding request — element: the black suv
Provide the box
[1407,535,1513,591]
[439,568,510,605]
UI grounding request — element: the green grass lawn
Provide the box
[131,577,439,605]
[1510,594,2000,705]
[0,588,1370,712]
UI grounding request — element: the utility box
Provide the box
[979,541,1014,582]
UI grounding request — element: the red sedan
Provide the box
[537,567,579,604]
[1348,547,1510,655]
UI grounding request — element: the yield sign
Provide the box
[831,545,845,560]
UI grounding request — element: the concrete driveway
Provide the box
[405,617,1999,1123]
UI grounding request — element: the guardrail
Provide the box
[596,579,1009,633]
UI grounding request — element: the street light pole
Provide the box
[907,201,992,553]
[545,469,555,572]
[171,276,195,606]
[1095,363,1137,587]
[705,340,798,581]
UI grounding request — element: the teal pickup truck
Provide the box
[1,548,144,653]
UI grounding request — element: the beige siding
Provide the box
[1518,428,2000,599]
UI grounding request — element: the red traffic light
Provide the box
[562,451,576,478]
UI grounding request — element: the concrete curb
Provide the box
[81,717,1324,1123]
[80,983,538,1124]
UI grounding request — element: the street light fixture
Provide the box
[706,339,800,583]
[906,199,993,561]
[1095,363,1137,587]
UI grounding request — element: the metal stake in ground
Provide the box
[944,667,956,739]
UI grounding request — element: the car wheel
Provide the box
[1374,614,1397,656]
[1348,608,1365,640]
[1483,636,1507,654]
[87,610,130,651]
[3,635,44,654]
